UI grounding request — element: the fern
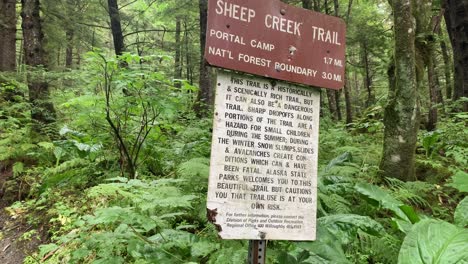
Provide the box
[318,193,352,215]
[384,178,433,208]
[177,158,210,179]
[354,231,401,264]
[41,158,93,190]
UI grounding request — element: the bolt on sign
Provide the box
[207,71,320,240]
[205,0,346,90]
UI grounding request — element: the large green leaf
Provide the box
[398,219,468,264]
[447,171,468,193]
[355,182,419,223]
[454,197,468,228]
[296,225,350,264]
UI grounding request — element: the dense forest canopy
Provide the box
[0,0,467,263]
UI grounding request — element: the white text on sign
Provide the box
[215,0,342,43]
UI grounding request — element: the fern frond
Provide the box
[319,193,352,214]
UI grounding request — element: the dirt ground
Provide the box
[0,164,43,264]
[0,206,27,264]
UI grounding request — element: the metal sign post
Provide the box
[248,240,267,264]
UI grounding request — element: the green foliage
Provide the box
[355,182,420,224]
[384,178,433,209]
[398,219,468,264]
[454,197,468,228]
[421,131,440,158]
[319,214,384,239]
[39,178,205,263]
[348,106,385,134]
[2,0,465,262]
[295,226,350,264]
[0,80,32,162]
[206,242,247,264]
[447,171,468,193]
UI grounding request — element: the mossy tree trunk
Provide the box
[380,0,420,181]
[22,0,57,137]
[0,0,17,71]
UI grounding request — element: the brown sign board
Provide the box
[205,0,346,90]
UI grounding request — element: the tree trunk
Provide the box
[427,51,439,131]
[302,0,313,10]
[346,0,353,22]
[174,18,182,88]
[21,0,56,136]
[313,0,320,11]
[363,43,373,107]
[443,0,468,111]
[344,0,353,124]
[326,90,338,120]
[0,0,17,71]
[426,14,444,130]
[439,31,452,100]
[333,0,339,16]
[194,0,213,117]
[184,21,193,85]
[108,0,125,56]
[344,77,353,124]
[65,29,74,68]
[380,0,420,181]
[332,0,342,121]
[334,91,342,121]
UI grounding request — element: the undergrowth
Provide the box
[1,53,467,264]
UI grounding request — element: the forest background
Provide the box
[0,0,467,263]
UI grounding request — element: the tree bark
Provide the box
[332,0,342,121]
[194,0,213,117]
[174,18,182,88]
[443,0,468,111]
[0,0,17,71]
[380,0,420,181]
[426,14,444,130]
[427,50,439,131]
[346,0,353,22]
[362,43,374,107]
[108,0,125,56]
[326,90,338,120]
[439,31,452,100]
[344,78,353,124]
[334,90,342,121]
[184,21,193,84]
[313,0,320,12]
[302,0,313,10]
[65,29,74,68]
[333,0,339,16]
[21,0,56,136]
[344,0,353,124]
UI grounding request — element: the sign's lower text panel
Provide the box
[207,71,320,241]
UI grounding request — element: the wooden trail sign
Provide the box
[205,0,347,244]
[205,0,346,90]
[207,71,320,240]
